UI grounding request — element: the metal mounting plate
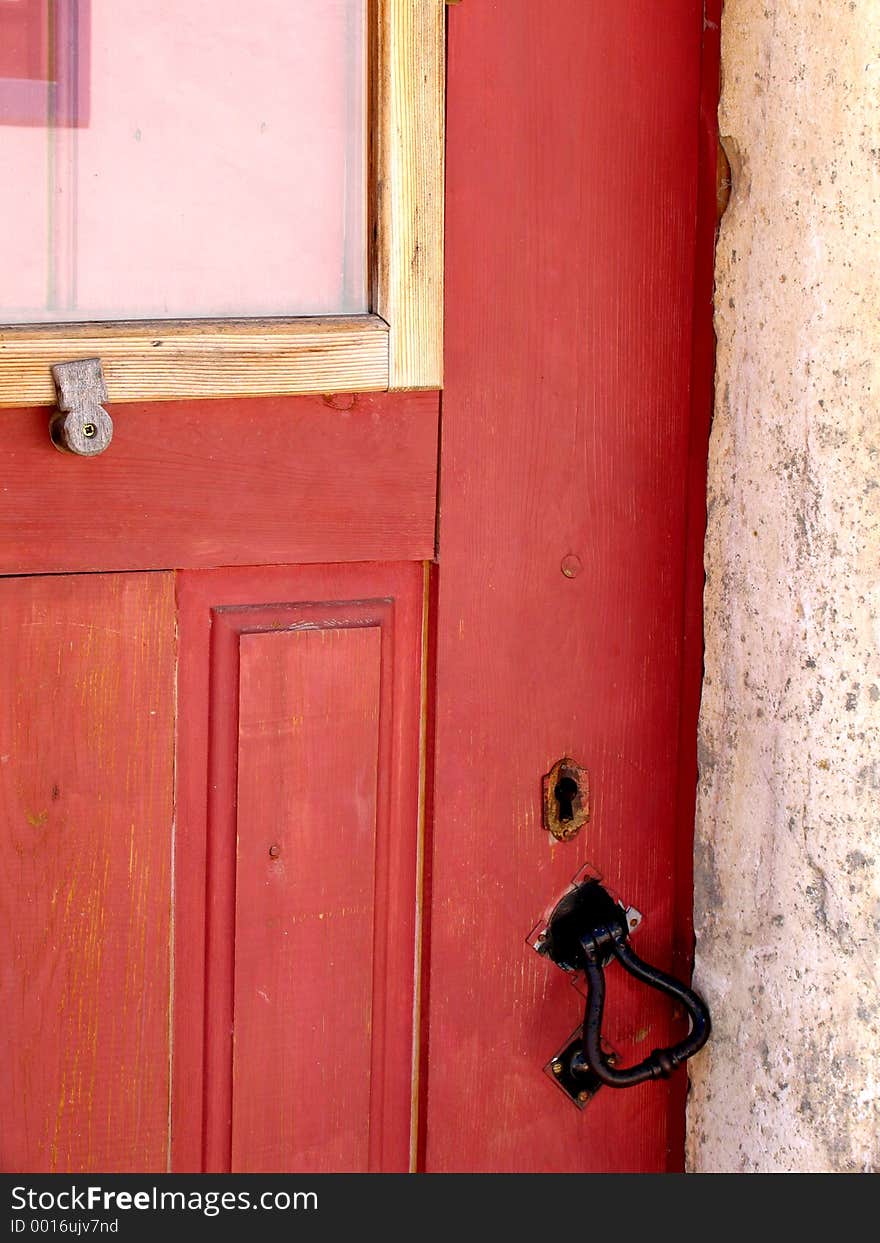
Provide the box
[544,1026,617,1110]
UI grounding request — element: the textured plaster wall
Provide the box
[687,0,880,1172]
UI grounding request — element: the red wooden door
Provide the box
[0,1,718,1174]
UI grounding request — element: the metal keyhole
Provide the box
[543,757,590,842]
[554,776,579,823]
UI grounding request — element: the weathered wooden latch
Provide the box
[50,358,113,456]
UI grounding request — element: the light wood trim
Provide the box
[375,0,445,390]
[0,317,389,407]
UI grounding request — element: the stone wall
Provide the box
[687,0,880,1172]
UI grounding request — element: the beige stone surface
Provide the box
[688,0,880,1172]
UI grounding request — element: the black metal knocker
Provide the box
[536,878,711,1103]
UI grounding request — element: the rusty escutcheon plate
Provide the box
[542,756,590,842]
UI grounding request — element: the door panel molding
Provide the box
[173,563,425,1173]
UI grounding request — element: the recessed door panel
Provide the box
[233,625,381,1172]
[173,564,425,1172]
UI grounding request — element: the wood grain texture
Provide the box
[233,625,381,1172]
[375,0,444,389]
[428,0,708,1172]
[173,564,425,1173]
[0,391,439,574]
[0,573,175,1172]
[0,316,388,408]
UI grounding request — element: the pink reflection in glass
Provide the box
[0,0,367,322]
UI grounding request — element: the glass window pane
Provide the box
[0,0,368,323]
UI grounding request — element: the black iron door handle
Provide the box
[578,920,711,1086]
[539,879,711,1092]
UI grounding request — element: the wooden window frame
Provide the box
[0,0,444,407]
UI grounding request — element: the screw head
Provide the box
[268,843,281,859]
[552,1061,564,1076]
[560,553,583,579]
[577,1090,590,1104]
